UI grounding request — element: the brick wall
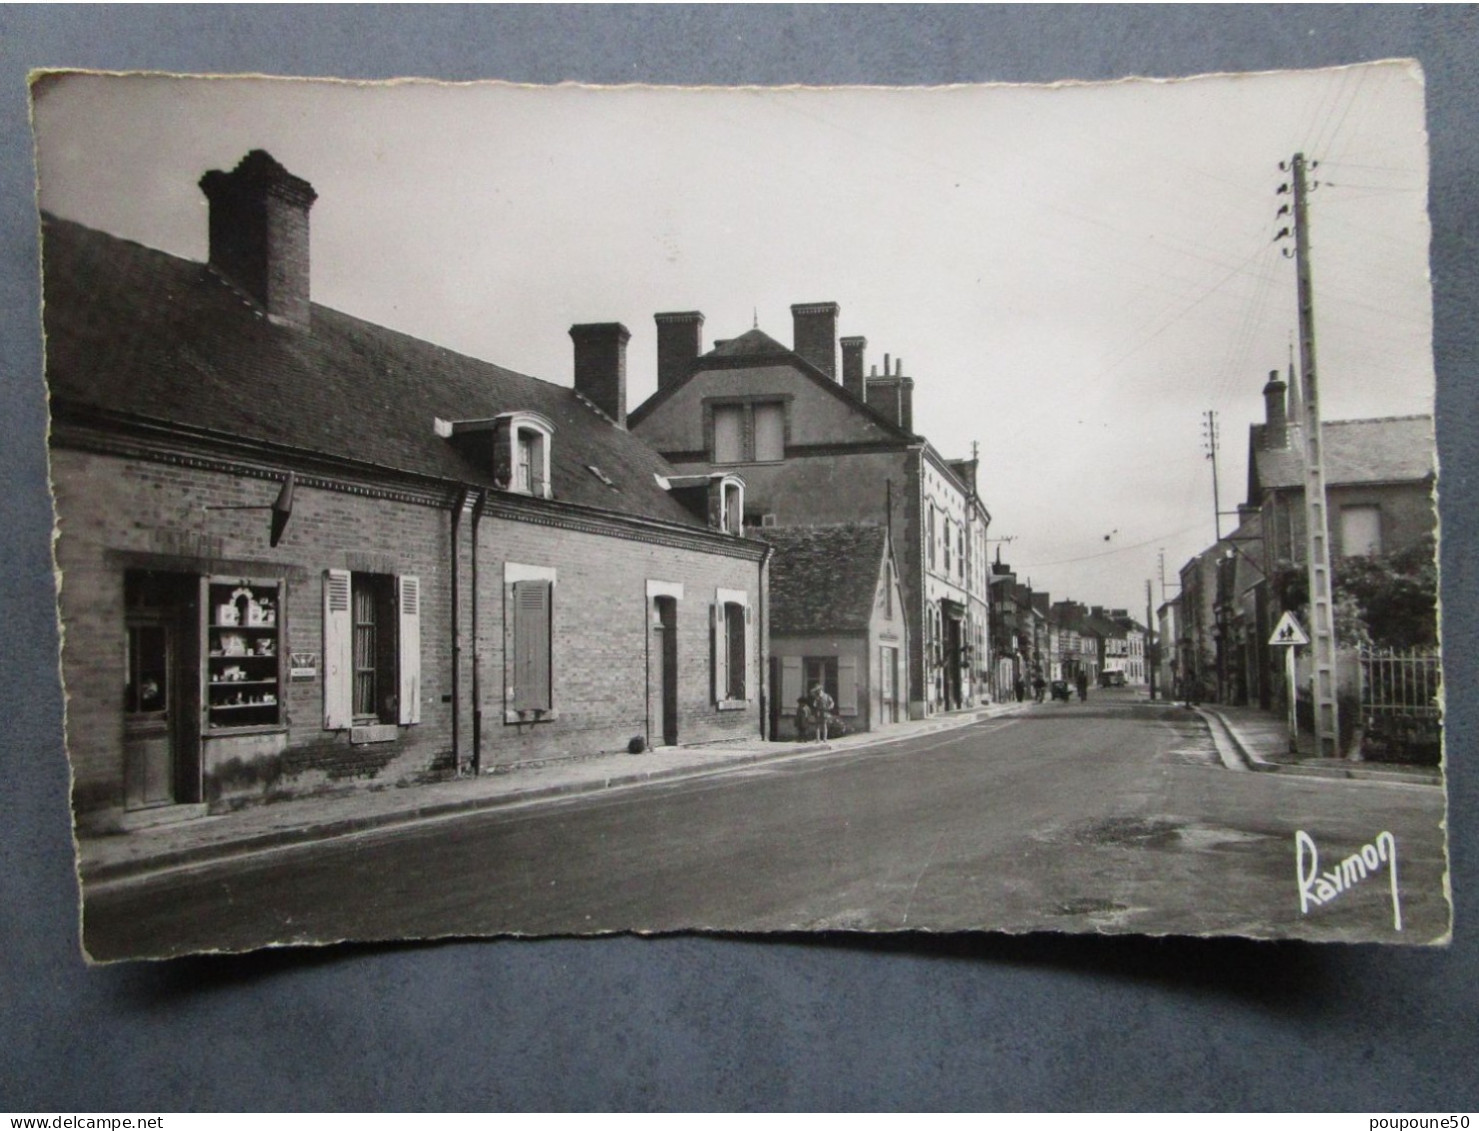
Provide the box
[52,447,765,820]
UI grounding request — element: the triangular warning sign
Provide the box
[1268,611,1310,647]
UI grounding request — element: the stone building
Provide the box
[628,305,991,719]
[45,150,766,832]
[761,524,910,738]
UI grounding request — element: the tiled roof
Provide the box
[761,524,889,635]
[1251,416,1435,493]
[42,216,704,528]
[708,328,790,358]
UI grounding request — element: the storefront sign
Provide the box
[290,652,319,680]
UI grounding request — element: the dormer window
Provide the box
[712,474,745,534]
[501,413,553,498]
[434,411,554,499]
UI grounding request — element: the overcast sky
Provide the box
[32,63,1433,615]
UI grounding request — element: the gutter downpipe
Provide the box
[470,489,488,775]
[758,539,773,741]
[450,488,470,774]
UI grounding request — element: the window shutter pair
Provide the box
[323,569,420,729]
[513,579,552,711]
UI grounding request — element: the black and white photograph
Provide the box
[32,63,1446,962]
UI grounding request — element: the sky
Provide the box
[31,64,1434,615]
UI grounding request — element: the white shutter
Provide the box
[711,603,728,704]
[780,655,803,711]
[323,568,353,730]
[743,602,754,701]
[398,575,421,725]
[838,654,859,716]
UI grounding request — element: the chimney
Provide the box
[840,336,867,401]
[570,322,631,428]
[864,356,913,433]
[791,302,840,379]
[1262,368,1288,448]
[199,150,318,328]
[655,311,704,393]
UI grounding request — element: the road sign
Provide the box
[1269,611,1310,648]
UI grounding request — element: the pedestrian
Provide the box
[808,681,835,742]
[1013,676,1025,703]
[1032,673,1046,703]
[794,695,812,742]
[1075,669,1089,702]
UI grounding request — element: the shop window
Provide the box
[208,577,285,731]
[324,570,421,730]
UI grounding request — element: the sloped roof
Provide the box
[42,216,704,528]
[762,524,890,635]
[709,328,790,358]
[1250,416,1435,495]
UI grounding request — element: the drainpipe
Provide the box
[450,488,469,774]
[758,540,773,741]
[470,490,488,775]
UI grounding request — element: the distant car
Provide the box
[1099,670,1126,688]
[1050,679,1073,702]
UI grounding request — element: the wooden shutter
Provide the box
[514,580,552,711]
[711,603,727,703]
[397,575,421,725]
[780,655,803,711]
[838,654,859,716]
[323,569,353,729]
[742,602,754,701]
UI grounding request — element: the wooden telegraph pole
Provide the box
[1286,152,1340,757]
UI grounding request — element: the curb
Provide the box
[83,704,1020,885]
[1194,706,1443,786]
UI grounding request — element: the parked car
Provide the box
[1050,679,1073,702]
[1099,670,1126,688]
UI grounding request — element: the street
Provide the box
[84,693,1450,960]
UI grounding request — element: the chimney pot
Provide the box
[199,150,318,328]
[791,302,840,379]
[570,322,632,428]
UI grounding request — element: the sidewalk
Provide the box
[1195,701,1444,786]
[79,701,1024,884]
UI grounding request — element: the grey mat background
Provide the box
[2,5,1475,1112]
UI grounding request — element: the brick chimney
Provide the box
[840,336,867,401]
[199,150,318,328]
[570,322,631,428]
[655,311,704,393]
[865,356,914,432]
[1262,368,1288,448]
[791,302,840,379]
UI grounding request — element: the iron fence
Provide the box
[1357,647,1441,764]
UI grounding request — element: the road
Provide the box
[84,694,1450,959]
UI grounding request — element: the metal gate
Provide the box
[1358,647,1441,764]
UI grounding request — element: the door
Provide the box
[944,616,963,710]
[650,597,678,746]
[124,617,174,809]
[879,645,897,725]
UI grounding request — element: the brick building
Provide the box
[45,150,766,832]
[628,306,991,719]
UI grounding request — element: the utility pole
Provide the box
[1146,578,1156,701]
[1202,409,1223,541]
[1281,151,1340,758]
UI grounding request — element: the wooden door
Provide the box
[124,618,174,809]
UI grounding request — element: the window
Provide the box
[505,564,556,720]
[944,521,952,574]
[708,474,745,534]
[493,412,554,498]
[708,399,787,463]
[928,507,937,570]
[801,655,859,717]
[713,588,752,706]
[324,570,420,730]
[1340,504,1383,557]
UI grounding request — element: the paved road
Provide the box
[84,696,1450,959]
